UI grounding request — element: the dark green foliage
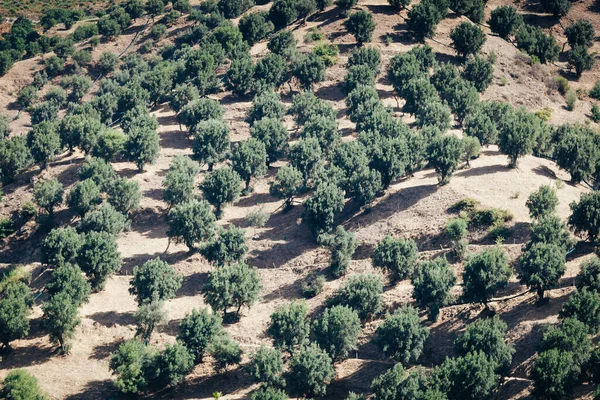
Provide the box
[167,199,216,251]
[200,167,242,218]
[98,51,120,74]
[33,178,64,216]
[135,301,164,341]
[345,10,375,45]
[302,114,340,155]
[540,317,591,369]
[375,306,429,363]
[68,180,102,217]
[462,247,512,307]
[568,45,595,77]
[293,53,327,91]
[559,288,600,333]
[371,365,435,400]
[402,78,437,116]
[314,305,361,360]
[432,351,498,400]
[565,20,595,49]
[0,282,33,349]
[191,119,230,171]
[568,191,600,243]
[427,135,463,184]
[407,0,444,41]
[267,301,311,352]
[130,258,182,305]
[219,0,254,18]
[451,22,485,58]
[232,139,268,191]
[531,349,578,400]
[78,157,116,191]
[27,122,61,169]
[388,0,411,10]
[325,226,358,277]
[42,227,82,266]
[247,345,285,387]
[202,226,248,267]
[412,257,456,321]
[301,272,325,298]
[177,307,223,363]
[303,181,345,236]
[204,262,262,316]
[415,101,452,132]
[254,53,287,91]
[287,343,335,398]
[0,369,47,400]
[541,0,571,18]
[335,0,358,15]
[576,257,600,292]
[42,291,80,353]
[46,264,91,307]
[163,156,200,208]
[348,46,381,72]
[226,55,255,97]
[179,99,224,130]
[519,242,565,300]
[251,387,289,400]
[268,31,297,59]
[30,101,60,125]
[326,273,383,320]
[288,137,324,183]
[371,236,418,282]
[515,25,560,64]
[169,85,199,115]
[0,136,31,183]
[455,316,514,376]
[269,166,304,207]
[526,185,558,218]
[251,117,289,166]
[247,90,285,126]
[78,203,127,237]
[153,342,194,387]
[107,177,141,216]
[78,231,122,291]
[110,339,158,394]
[462,56,493,92]
[239,12,274,46]
[269,0,299,29]
[498,108,541,167]
[125,125,160,171]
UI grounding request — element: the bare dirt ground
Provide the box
[1,0,599,398]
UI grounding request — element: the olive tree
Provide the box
[42,227,82,266]
[27,122,62,169]
[412,257,456,321]
[167,199,216,251]
[488,6,522,39]
[372,236,418,282]
[568,191,600,243]
[344,10,375,45]
[77,231,122,291]
[303,181,345,237]
[203,262,262,317]
[177,307,223,363]
[269,166,304,208]
[519,242,565,300]
[462,247,512,309]
[498,109,540,168]
[326,226,358,277]
[130,257,182,305]
[286,343,335,398]
[267,301,311,352]
[33,178,64,217]
[374,306,429,363]
[526,185,558,219]
[251,117,289,166]
[163,156,200,209]
[42,291,80,353]
[200,167,242,218]
[313,305,361,360]
[67,179,102,217]
[247,346,285,387]
[202,226,248,267]
[232,139,268,192]
[427,135,463,184]
[293,53,326,91]
[0,282,33,350]
[191,119,230,171]
[326,274,383,320]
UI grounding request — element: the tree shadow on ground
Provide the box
[328,359,392,398]
[0,343,54,369]
[121,250,190,275]
[315,83,346,102]
[176,270,210,298]
[88,310,136,328]
[234,190,278,208]
[171,366,253,399]
[261,274,304,303]
[531,164,558,179]
[128,208,168,240]
[64,379,116,400]
[455,163,509,179]
[89,340,122,361]
[159,128,191,150]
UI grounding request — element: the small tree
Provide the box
[130,257,182,305]
[191,119,230,171]
[167,199,216,251]
[498,109,540,168]
[268,30,297,59]
[247,345,285,387]
[78,157,116,191]
[153,342,194,388]
[293,53,326,91]
[204,262,262,317]
[207,332,243,372]
[541,0,571,18]
[267,301,311,352]
[163,156,200,209]
[125,126,160,171]
[314,305,361,360]
[202,226,248,267]
[46,263,91,307]
[371,236,418,283]
[250,117,289,166]
[135,299,167,341]
[462,247,512,309]
[0,370,47,400]
[371,365,434,400]
[531,349,578,400]
[27,121,62,169]
[462,56,493,92]
[77,231,122,291]
[0,282,32,350]
[0,136,31,183]
[200,167,242,218]
[269,166,304,208]
[303,181,345,237]
[251,387,288,400]
[42,291,80,353]
[109,339,157,394]
[33,178,64,217]
[375,306,429,363]
[335,0,358,16]
[326,226,358,277]
[529,214,573,252]
[412,258,456,321]
[107,177,141,216]
[289,137,324,184]
[68,179,102,217]
[568,45,595,77]
[247,90,285,126]
[177,307,223,363]
[178,99,224,131]
[526,185,558,219]
[432,351,498,400]
[407,0,443,41]
[427,135,463,184]
[576,257,600,292]
[568,191,600,243]
[326,274,383,320]
[559,288,600,333]
[344,10,375,45]
[388,0,410,10]
[287,343,335,398]
[226,55,255,97]
[519,242,565,300]
[239,11,274,46]
[78,202,127,237]
[42,227,82,266]
[254,53,288,92]
[565,20,595,49]
[488,6,522,39]
[455,315,514,376]
[232,139,268,192]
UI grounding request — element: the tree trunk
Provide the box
[537,287,545,301]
